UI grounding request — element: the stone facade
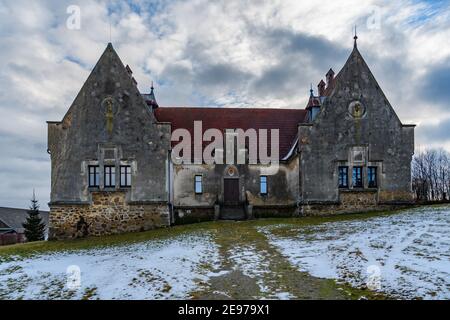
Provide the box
[49,192,169,240]
[47,40,415,239]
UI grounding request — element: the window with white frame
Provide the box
[120,165,132,188]
[195,175,203,194]
[88,165,99,188]
[104,166,116,188]
[260,176,268,195]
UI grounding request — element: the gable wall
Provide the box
[299,49,414,204]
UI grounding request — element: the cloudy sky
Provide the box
[0,0,449,209]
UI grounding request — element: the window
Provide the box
[195,175,203,194]
[120,166,132,188]
[88,166,99,187]
[338,166,348,188]
[352,166,363,188]
[368,166,378,188]
[104,166,116,188]
[260,176,268,195]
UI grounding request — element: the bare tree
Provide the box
[412,148,450,202]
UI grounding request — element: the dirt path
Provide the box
[192,221,379,300]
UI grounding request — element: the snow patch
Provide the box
[0,233,220,300]
[261,206,450,300]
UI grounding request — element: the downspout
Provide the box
[167,150,174,225]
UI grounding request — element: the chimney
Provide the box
[318,80,326,96]
[326,68,335,87]
[126,65,133,76]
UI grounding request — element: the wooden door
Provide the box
[224,179,239,204]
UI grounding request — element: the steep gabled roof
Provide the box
[328,44,405,125]
[154,107,307,160]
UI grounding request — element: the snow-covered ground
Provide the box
[261,206,450,300]
[0,233,220,300]
[1,206,448,300]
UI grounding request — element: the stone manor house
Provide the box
[47,37,415,240]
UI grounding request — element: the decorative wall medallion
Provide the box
[348,100,366,119]
[102,97,116,134]
[227,166,236,177]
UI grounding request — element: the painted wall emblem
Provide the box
[102,97,116,134]
[348,100,366,119]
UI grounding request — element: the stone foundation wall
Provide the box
[49,192,170,240]
[252,206,298,218]
[301,190,412,216]
[173,207,215,225]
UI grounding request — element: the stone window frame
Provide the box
[336,145,383,190]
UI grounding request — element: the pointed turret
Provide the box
[143,81,159,109]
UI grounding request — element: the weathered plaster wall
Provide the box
[173,160,299,206]
[171,158,299,221]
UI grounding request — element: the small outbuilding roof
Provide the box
[0,207,49,234]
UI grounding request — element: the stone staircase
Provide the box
[219,204,247,220]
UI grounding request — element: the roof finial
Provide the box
[310,83,314,97]
[353,25,358,48]
[150,81,154,92]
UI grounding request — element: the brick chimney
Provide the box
[318,80,326,96]
[326,68,335,87]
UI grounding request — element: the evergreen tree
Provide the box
[22,190,46,241]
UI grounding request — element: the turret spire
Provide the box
[145,81,159,109]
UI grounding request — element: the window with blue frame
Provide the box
[338,166,348,188]
[195,175,203,194]
[368,166,378,188]
[260,176,268,195]
[352,166,363,188]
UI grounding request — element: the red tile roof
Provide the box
[154,107,307,160]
